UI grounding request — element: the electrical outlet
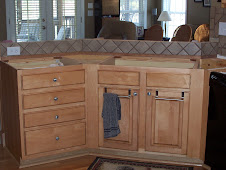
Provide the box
[7,47,21,56]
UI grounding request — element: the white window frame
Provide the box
[161,0,187,38]
[5,0,85,42]
[120,0,147,29]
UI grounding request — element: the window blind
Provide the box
[162,0,186,38]
[53,0,77,40]
[120,0,146,27]
[15,0,42,42]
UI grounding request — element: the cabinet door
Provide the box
[99,87,139,151]
[146,90,189,154]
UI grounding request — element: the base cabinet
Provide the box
[98,87,139,151]
[145,89,189,154]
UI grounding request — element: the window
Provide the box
[6,0,84,42]
[120,0,147,28]
[162,0,186,38]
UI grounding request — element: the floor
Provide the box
[0,146,96,170]
[0,145,208,170]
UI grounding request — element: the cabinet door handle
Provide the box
[54,97,58,101]
[133,92,138,96]
[147,92,151,96]
[56,136,60,141]
[155,97,184,101]
[55,115,59,119]
[53,78,57,82]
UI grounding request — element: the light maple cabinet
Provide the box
[1,58,87,162]
[145,73,190,154]
[98,87,139,151]
[98,70,140,151]
[145,89,189,154]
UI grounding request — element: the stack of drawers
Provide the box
[21,70,86,155]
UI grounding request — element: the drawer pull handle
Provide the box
[133,92,138,96]
[53,78,57,82]
[56,136,60,141]
[55,115,59,119]
[54,97,58,101]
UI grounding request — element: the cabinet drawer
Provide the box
[22,70,85,90]
[99,71,139,86]
[147,73,190,89]
[23,88,85,109]
[24,106,85,128]
[25,123,86,155]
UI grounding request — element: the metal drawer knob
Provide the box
[56,136,60,141]
[55,115,59,119]
[53,78,57,82]
[54,97,58,101]
[133,92,138,96]
[147,92,151,96]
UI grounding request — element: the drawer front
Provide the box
[23,88,85,109]
[25,123,86,155]
[99,71,139,86]
[24,106,85,128]
[147,73,190,89]
[22,70,85,90]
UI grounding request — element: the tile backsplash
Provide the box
[0,39,218,57]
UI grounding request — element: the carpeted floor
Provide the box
[88,157,193,170]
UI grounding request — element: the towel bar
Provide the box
[155,90,184,101]
[104,87,131,98]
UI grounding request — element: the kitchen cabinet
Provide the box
[0,54,210,167]
[146,89,189,154]
[98,87,139,151]
[1,57,87,162]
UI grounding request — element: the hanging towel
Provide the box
[102,93,121,138]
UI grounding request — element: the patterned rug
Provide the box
[88,157,193,170]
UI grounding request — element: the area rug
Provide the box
[88,157,193,170]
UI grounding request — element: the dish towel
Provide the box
[102,93,121,138]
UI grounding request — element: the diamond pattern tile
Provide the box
[152,42,166,54]
[162,49,172,55]
[103,40,117,52]
[20,49,30,56]
[42,41,57,54]
[201,43,213,55]
[118,41,133,53]
[72,41,83,51]
[97,39,107,45]
[52,47,62,54]
[57,41,71,53]
[134,42,149,54]
[36,48,46,55]
[113,48,123,53]
[25,43,40,54]
[98,47,107,53]
[178,50,188,56]
[87,40,102,51]
[0,45,6,56]
[184,43,200,55]
[168,43,183,55]
[129,48,139,54]
[67,47,76,53]
[144,48,155,55]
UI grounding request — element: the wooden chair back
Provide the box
[194,24,210,42]
[144,25,163,41]
[171,25,192,42]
